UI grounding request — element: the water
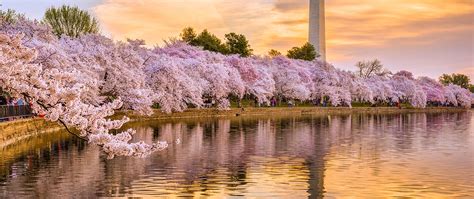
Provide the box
[1,111,473,198]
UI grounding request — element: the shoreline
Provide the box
[117,106,469,121]
[1,107,470,148]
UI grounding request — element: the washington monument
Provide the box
[309,0,326,61]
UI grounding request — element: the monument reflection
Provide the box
[1,111,473,198]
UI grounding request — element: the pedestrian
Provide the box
[270,97,276,107]
[0,95,6,105]
[254,98,259,107]
[16,98,25,106]
[312,98,319,106]
[288,99,294,107]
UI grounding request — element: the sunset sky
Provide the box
[3,0,473,80]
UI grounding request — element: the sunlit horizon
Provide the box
[2,0,473,80]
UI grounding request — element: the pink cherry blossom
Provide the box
[1,17,472,158]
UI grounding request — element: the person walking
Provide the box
[270,97,277,107]
[16,98,25,106]
[0,95,7,105]
[288,99,295,107]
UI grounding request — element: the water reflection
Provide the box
[1,111,473,198]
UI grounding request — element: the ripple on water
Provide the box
[0,111,473,198]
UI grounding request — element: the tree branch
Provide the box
[22,93,89,142]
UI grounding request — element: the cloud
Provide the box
[94,0,310,53]
[92,0,472,79]
[1,0,471,79]
[456,67,474,82]
[2,0,104,19]
[273,0,307,12]
[94,0,226,42]
[323,0,474,78]
[276,18,307,26]
[325,0,474,48]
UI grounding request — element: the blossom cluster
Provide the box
[149,42,473,109]
[1,18,472,157]
[0,20,165,158]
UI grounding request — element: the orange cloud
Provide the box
[93,0,473,79]
[94,0,310,54]
[324,0,473,78]
[326,0,473,48]
[456,67,474,81]
[94,0,225,42]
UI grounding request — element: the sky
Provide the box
[2,0,473,80]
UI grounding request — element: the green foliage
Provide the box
[180,27,197,43]
[193,29,228,54]
[180,27,253,57]
[224,32,253,57]
[286,42,319,61]
[0,9,24,24]
[268,49,282,57]
[43,5,99,38]
[469,85,474,93]
[439,73,471,89]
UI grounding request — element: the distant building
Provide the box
[309,0,326,61]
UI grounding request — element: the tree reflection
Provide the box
[1,111,472,198]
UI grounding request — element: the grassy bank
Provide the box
[115,106,469,122]
[0,107,469,148]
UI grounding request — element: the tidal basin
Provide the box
[1,111,473,198]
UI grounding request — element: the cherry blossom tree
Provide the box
[271,57,312,101]
[2,18,156,114]
[471,93,474,106]
[2,15,472,159]
[154,42,245,109]
[446,84,472,108]
[417,76,445,104]
[59,35,156,114]
[144,54,204,113]
[225,56,275,104]
[390,71,427,108]
[309,61,352,106]
[363,76,394,103]
[0,33,168,159]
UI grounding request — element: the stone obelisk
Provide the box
[309,0,326,61]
